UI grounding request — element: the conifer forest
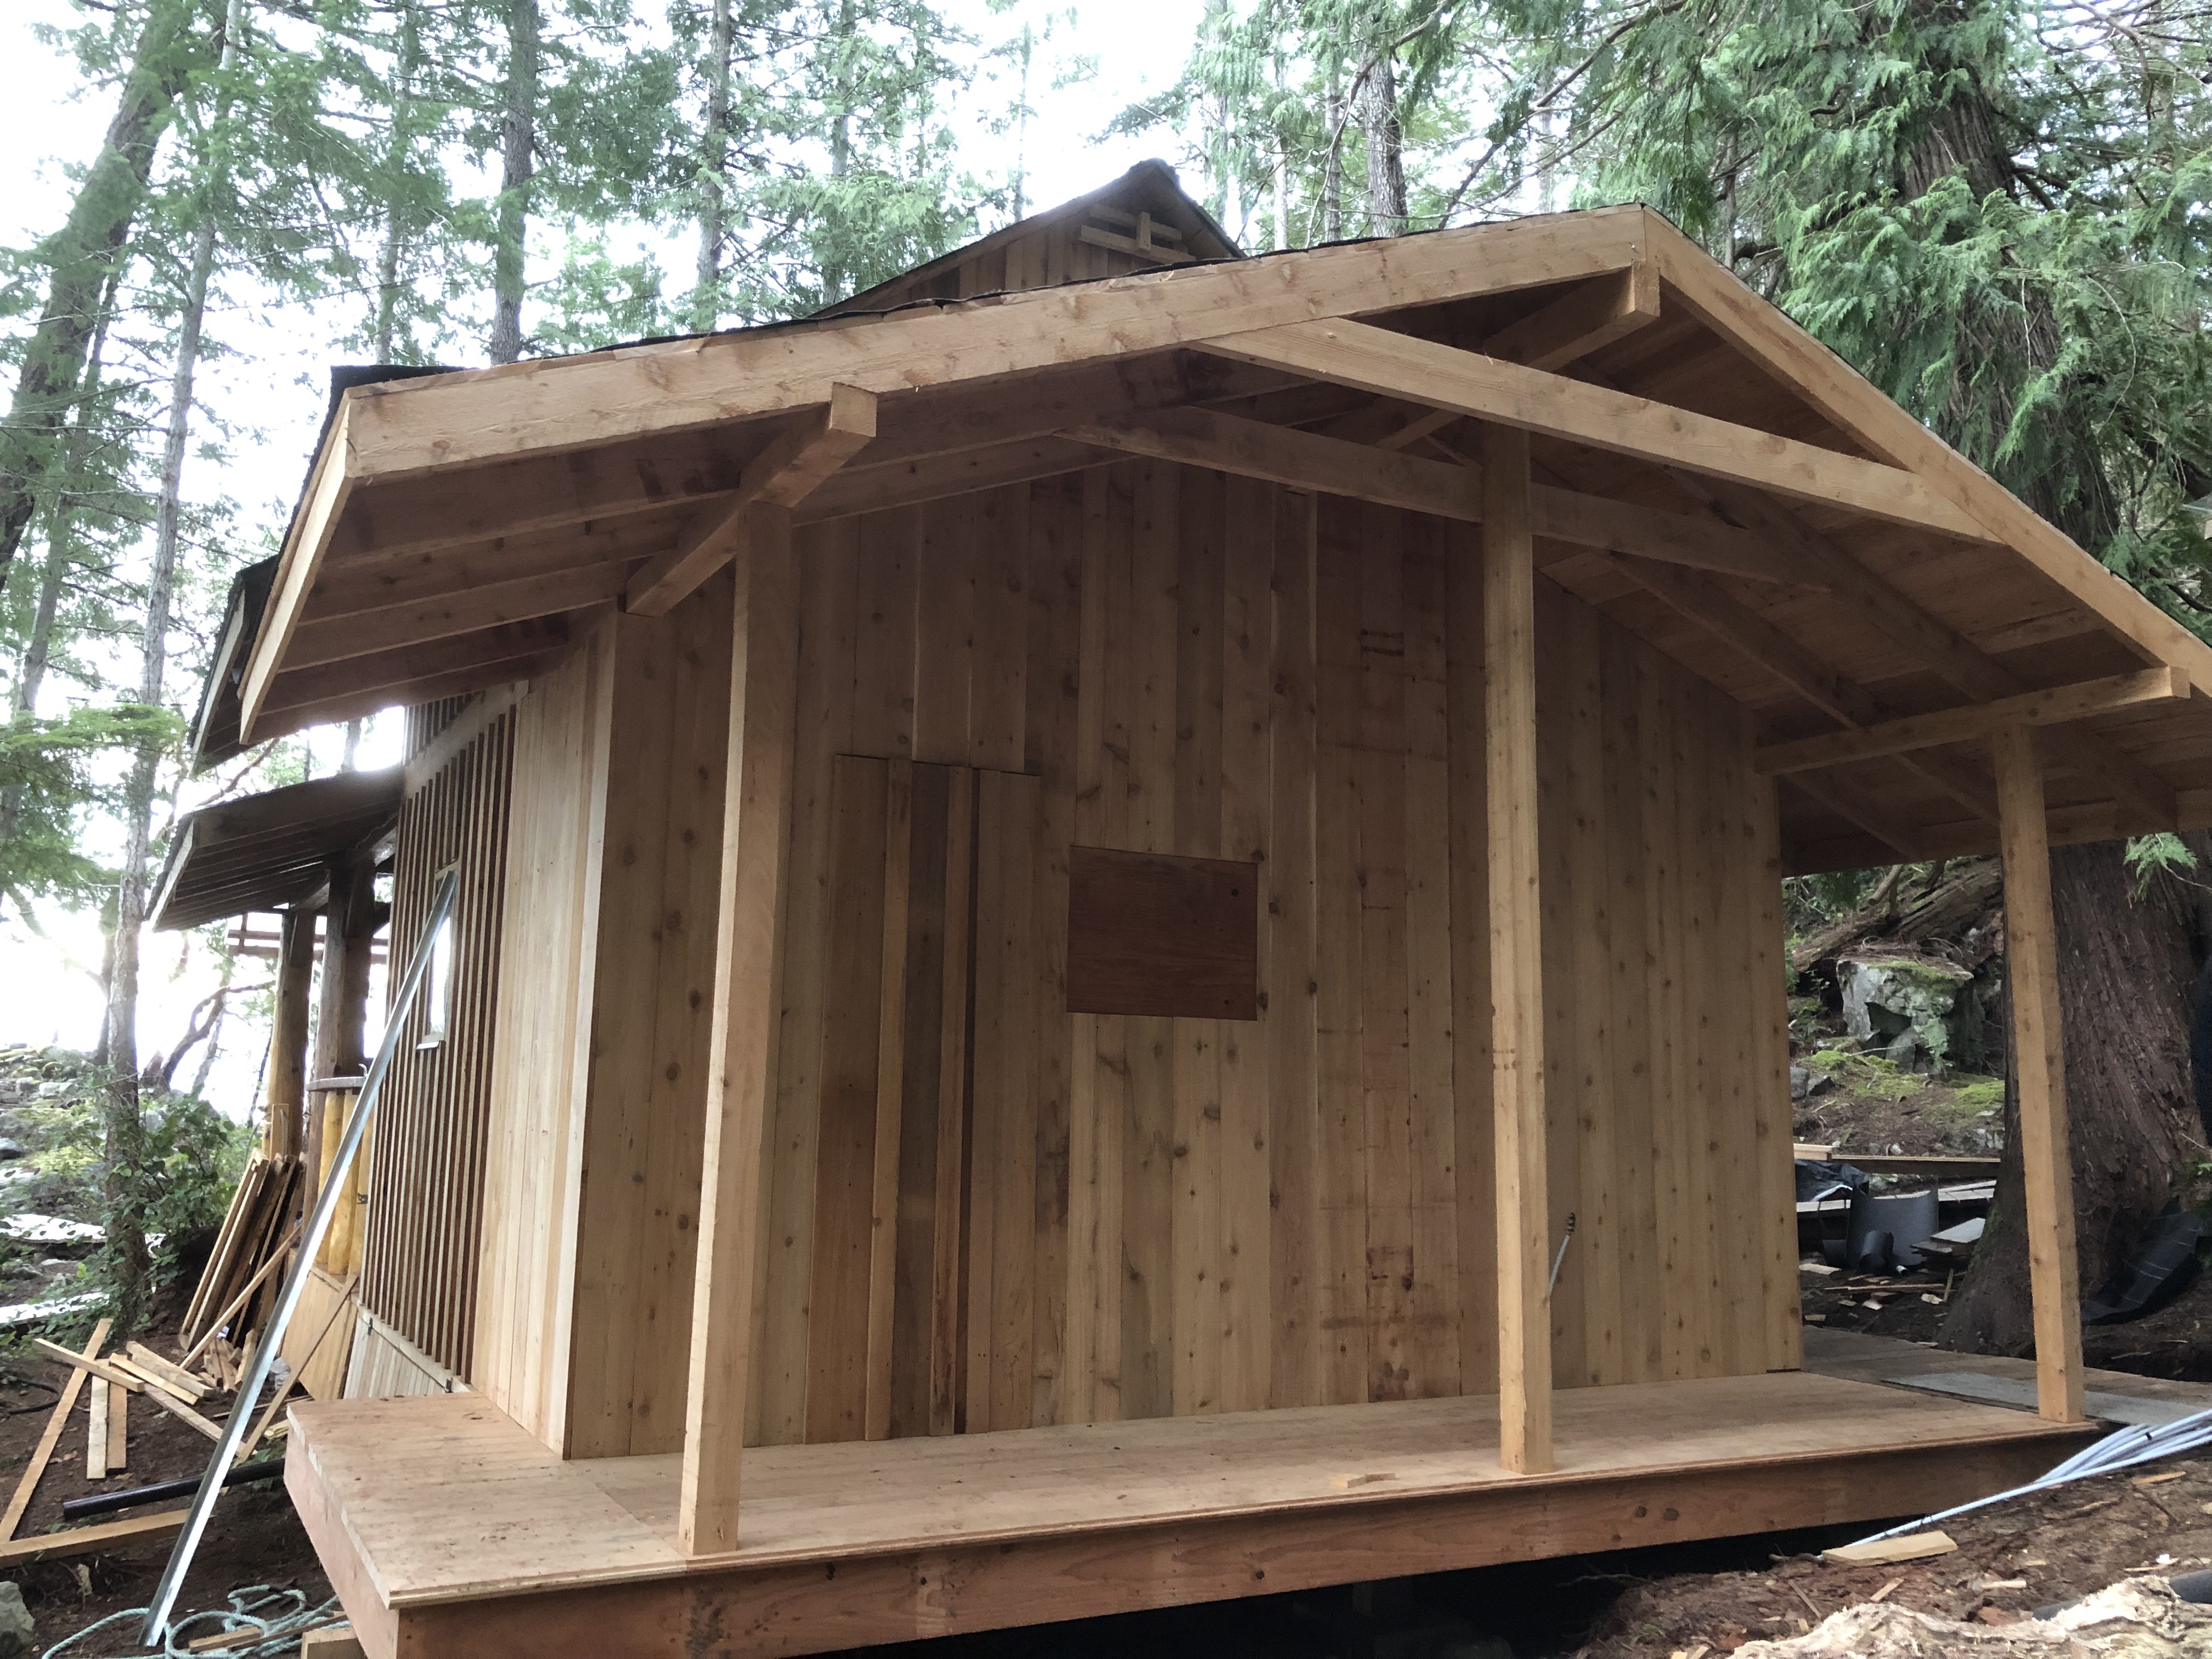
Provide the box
[0,0,2209,1432]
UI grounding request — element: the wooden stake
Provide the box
[108,1379,127,1473]
[1482,422,1553,1474]
[679,505,800,1555]
[3,1317,111,1540]
[1990,722,2086,1424]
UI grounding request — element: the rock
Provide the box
[1839,954,1982,1072]
[0,1141,21,1161]
[0,1581,33,1659]
[1735,1576,2212,1656]
[1790,1065,1834,1102]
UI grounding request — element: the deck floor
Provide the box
[292,1369,2080,1620]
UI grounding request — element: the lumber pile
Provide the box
[182,1152,302,1352]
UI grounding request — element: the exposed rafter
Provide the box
[1062,408,1819,588]
[1662,472,2180,824]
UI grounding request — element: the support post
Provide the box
[306,855,376,1203]
[266,908,315,1161]
[1989,723,2086,1424]
[679,505,799,1555]
[1482,422,1553,1474]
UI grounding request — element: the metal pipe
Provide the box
[141,869,458,1646]
[63,1458,284,1523]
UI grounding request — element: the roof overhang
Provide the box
[210,200,2212,876]
[150,767,402,931]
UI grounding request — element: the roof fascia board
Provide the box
[336,208,1648,484]
[1639,207,2212,693]
[239,399,359,741]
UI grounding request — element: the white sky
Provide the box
[0,0,1209,1098]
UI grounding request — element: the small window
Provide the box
[416,862,459,1049]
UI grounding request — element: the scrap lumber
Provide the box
[4,1319,112,1539]
[87,1378,110,1480]
[126,1342,213,1401]
[33,1341,224,1442]
[31,1338,142,1393]
[1822,1530,1957,1566]
[0,1507,190,1568]
[109,1382,127,1472]
[181,1221,299,1370]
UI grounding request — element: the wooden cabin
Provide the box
[174,166,2212,1658]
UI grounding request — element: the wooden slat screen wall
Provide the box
[731,461,1798,1448]
[358,698,516,1380]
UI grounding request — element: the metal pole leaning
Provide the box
[141,868,459,1646]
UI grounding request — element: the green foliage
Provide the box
[2125,831,2200,900]
[1471,0,2212,597]
[1954,1076,2005,1110]
[1809,1046,1930,1102]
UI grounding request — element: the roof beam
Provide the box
[1196,319,2004,544]
[292,561,631,670]
[1612,552,1999,826]
[1666,473,2180,823]
[337,209,1647,482]
[1641,207,2212,693]
[1756,669,2189,777]
[625,386,877,617]
[1480,262,1662,372]
[1062,407,1819,588]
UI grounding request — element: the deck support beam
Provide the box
[1483,422,1553,1475]
[1989,723,2086,1425]
[681,504,800,1554]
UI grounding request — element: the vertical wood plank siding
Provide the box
[359,699,516,1380]
[467,461,1799,1454]
[729,464,1799,1445]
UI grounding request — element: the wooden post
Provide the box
[306,856,376,1201]
[1482,422,1552,1474]
[1989,723,2086,1424]
[679,505,800,1555]
[266,908,315,1161]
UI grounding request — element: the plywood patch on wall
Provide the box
[1064,846,1258,1020]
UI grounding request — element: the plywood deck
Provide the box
[290,1370,2087,1658]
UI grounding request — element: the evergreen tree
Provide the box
[0,0,216,589]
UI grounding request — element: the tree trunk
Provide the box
[692,0,733,331]
[103,0,240,1335]
[489,0,540,365]
[0,0,205,588]
[1942,834,2212,1355]
[1322,54,1344,242]
[1356,43,1407,236]
[373,0,421,363]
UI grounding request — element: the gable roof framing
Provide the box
[221,199,2212,876]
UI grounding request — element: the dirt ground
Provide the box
[0,1314,331,1658]
[1575,1451,2212,1657]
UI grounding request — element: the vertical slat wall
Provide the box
[724,461,1798,1447]
[358,698,516,1379]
